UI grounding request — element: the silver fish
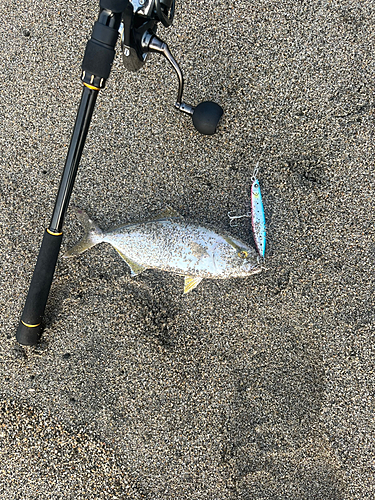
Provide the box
[64,207,262,293]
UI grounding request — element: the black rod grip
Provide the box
[17,229,63,346]
[81,7,123,87]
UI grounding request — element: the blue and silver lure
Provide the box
[228,163,266,259]
[250,166,266,258]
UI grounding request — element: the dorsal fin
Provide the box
[151,206,182,220]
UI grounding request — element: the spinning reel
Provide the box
[118,0,223,135]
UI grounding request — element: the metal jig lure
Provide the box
[250,165,266,259]
[228,163,266,258]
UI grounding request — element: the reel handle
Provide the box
[147,35,223,134]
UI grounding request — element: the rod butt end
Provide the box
[16,321,42,346]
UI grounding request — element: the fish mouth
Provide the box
[237,257,263,277]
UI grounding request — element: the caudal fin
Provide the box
[64,208,104,258]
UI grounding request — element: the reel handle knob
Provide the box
[192,101,223,135]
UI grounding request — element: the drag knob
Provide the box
[192,101,223,135]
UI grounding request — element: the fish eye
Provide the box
[238,250,248,259]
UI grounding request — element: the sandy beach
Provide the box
[1,0,374,498]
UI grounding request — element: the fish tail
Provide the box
[64,208,104,258]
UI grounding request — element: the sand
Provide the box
[1,0,374,498]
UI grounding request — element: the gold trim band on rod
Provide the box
[83,82,100,91]
[21,320,41,328]
[46,228,63,236]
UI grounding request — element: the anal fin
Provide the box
[115,249,146,276]
[184,276,203,294]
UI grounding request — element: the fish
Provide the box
[64,207,262,293]
[251,176,266,258]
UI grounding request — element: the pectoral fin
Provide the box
[184,276,203,294]
[115,249,146,276]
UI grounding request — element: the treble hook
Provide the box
[227,210,251,227]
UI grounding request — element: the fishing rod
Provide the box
[16,0,223,346]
